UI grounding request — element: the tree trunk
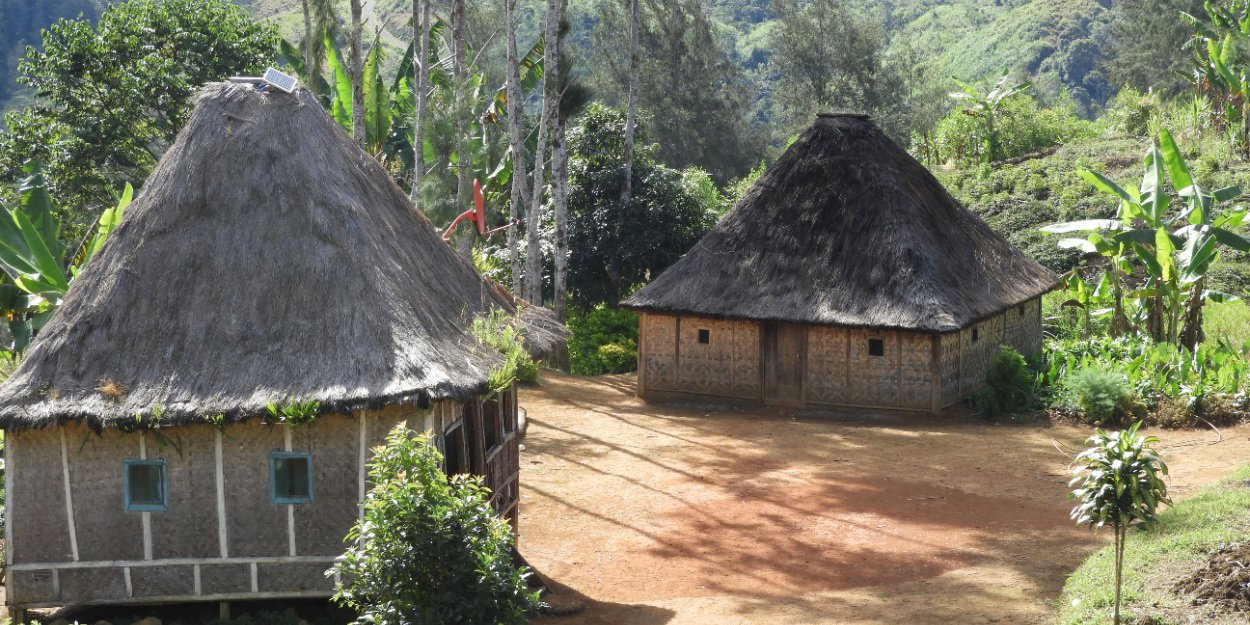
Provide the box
[504,0,529,294]
[349,0,366,146]
[1120,522,1130,625]
[451,0,473,259]
[301,0,315,73]
[1110,260,1132,337]
[526,0,561,305]
[621,0,640,206]
[412,0,432,203]
[553,102,569,324]
[1179,277,1206,351]
[1146,294,1165,343]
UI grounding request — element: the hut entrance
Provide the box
[763,322,804,404]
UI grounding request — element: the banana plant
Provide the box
[949,70,1031,164]
[278,22,544,218]
[1043,129,1248,350]
[1181,1,1250,155]
[0,164,131,352]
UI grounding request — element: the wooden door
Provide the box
[764,322,804,404]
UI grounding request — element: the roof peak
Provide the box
[816,112,871,120]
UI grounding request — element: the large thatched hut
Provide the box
[622,113,1058,413]
[0,82,562,617]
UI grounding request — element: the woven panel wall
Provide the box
[805,326,848,404]
[641,314,677,390]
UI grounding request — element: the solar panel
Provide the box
[263,67,298,93]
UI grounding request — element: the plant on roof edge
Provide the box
[1069,421,1171,625]
[472,306,537,390]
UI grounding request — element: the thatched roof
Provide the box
[623,113,1059,332]
[0,82,565,430]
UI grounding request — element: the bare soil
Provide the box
[518,373,1250,625]
[1175,542,1250,613]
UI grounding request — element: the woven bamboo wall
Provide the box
[805,326,848,404]
[808,328,931,410]
[3,398,501,609]
[677,316,760,399]
[640,314,759,399]
[640,313,678,391]
[942,297,1044,404]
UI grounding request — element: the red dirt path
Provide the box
[517,373,1250,625]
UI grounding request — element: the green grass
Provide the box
[1203,300,1250,345]
[1057,464,1250,625]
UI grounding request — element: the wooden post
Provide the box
[11,607,27,625]
[219,602,231,621]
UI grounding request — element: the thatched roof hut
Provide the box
[0,82,562,431]
[0,82,542,614]
[623,113,1058,412]
[625,112,1057,330]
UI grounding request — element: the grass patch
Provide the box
[1057,464,1250,625]
[1203,301,1250,345]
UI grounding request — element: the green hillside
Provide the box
[3,0,1113,117]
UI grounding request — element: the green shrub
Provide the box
[567,304,638,375]
[1060,367,1139,425]
[925,93,1096,165]
[331,426,538,625]
[595,342,637,373]
[972,345,1035,417]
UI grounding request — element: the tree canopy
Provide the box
[0,0,277,231]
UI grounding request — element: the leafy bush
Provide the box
[472,307,539,389]
[971,345,1036,417]
[1097,86,1161,137]
[567,304,638,375]
[1060,366,1137,425]
[331,426,538,625]
[925,92,1096,165]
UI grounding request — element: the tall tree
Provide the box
[451,0,473,257]
[769,0,890,132]
[526,0,562,304]
[349,0,366,145]
[300,0,338,83]
[412,0,433,202]
[0,0,276,221]
[503,0,529,293]
[553,9,590,323]
[1104,0,1206,98]
[620,0,639,206]
[589,0,762,181]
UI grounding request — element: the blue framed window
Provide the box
[124,459,168,511]
[270,452,313,504]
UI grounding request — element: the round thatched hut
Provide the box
[0,82,561,616]
[622,113,1058,413]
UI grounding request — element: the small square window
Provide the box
[972,328,980,342]
[125,460,167,511]
[698,329,710,344]
[270,452,313,504]
[868,338,884,357]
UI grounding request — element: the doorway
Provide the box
[763,322,804,404]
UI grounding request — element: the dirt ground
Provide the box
[518,373,1250,625]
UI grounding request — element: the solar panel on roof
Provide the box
[263,67,298,93]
